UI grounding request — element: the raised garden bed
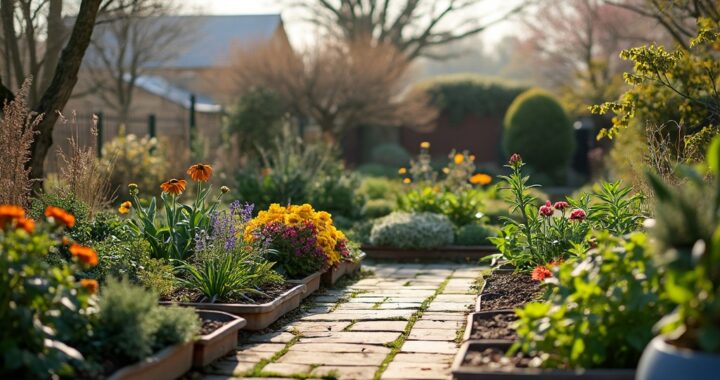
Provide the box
[362,245,496,261]
[452,341,635,380]
[160,284,305,330]
[194,310,247,369]
[463,310,519,342]
[288,271,323,299]
[477,273,543,311]
[107,342,194,380]
[322,252,365,286]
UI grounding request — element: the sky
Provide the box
[185,0,523,52]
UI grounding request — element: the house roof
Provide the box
[86,14,284,69]
[130,74,223,113]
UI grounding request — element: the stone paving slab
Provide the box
[237,343,286,353]
[283,321,350,332]
[312,365,379,379]
[426,301,473,312]
[349,321,408,332]
[288,342,391,354]
[277,351,387,366]
[335,302,422,310]
[299,331,400,344]
[247,331,296,343]
[407,328,458,341]
[382,361,451,379]
[401,340,458,355]
[300,309,414,321]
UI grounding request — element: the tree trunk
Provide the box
[29,0,103,193]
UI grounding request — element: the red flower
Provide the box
[532,265,552,281]
[509,153,522,165]
[45,206,76,228]
[539,200,554,217]
[553,201,569,210]
[570,209,587,221]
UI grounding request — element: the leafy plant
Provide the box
[645,134,720,352]
[588,181,645,235]
[100,132,168,201]
[125,164,227,261]
[369,211,455,249]
[513,232,671,369]
[455,223,496,246]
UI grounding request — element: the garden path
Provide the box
[202,261,484,380]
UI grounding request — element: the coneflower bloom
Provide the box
[160,179,187,195]
[187,163,213,182]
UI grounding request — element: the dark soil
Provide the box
[480,273,543,311]
[469,312,519,340]
[164,282,296,304]
[463,347,538,369]
[201,318,226,335]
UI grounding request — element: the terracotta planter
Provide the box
[194,310,247,369]
[322,252,365,286]
[475,292,501,312]
[463,309,517,342]
[288,271,323,299]
[637,336,720,380]
[362,245,496,261]
[107,342,193,380]
[452,341,635,380]
[160,284,305,330]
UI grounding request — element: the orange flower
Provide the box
[470,173,492,185]
[15,218,35,233]
[403,178,412,184]
[69,244,98,266]
[118,201,132,214]
[45,206,76,228]
[398,167,407,175]
[420,141,430,149]
[187,163,213,182]
[62,236,72,246]
[454,153,464,165]
[0,205,25,229]
[160,179,187,195]
[80,279,99,294]
[531,265,552,281]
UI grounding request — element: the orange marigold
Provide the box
[70,244,98,266]
[80,279,99,294]
[118,201,132,214]
[45,206,76,228]
[470,173,492,185]
[531,265,552,281]
[187,163,213,182]
[0,205,25,229]
[15,218,35,233]
[160,179,187,195]
[454,153,464,165]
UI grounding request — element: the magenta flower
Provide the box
[553,201,569,211]
[539,200,554,217]
[570,209,587,221]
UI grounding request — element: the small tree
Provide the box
[503,88,575,177]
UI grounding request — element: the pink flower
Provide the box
[553,201,569,210]
[509,153,522,165]
[570,209,587,221]
[539,200,554,217]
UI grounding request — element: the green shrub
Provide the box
[151,306,201,351]
[356,163,398,177]
[370,143,410,167]
[397,187,484,227]
[309,164,365,220]
[503,88,575,176]
[359,177,402,201]
[455,223,496,246]
[84,239,150,283]
[369,212,454,249]
[363,199,395,219]
[226,87,285,155]
[101,133,167,201]
[514,233,671,368]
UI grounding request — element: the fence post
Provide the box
[148,114,156,155]
[95,112,103,158]
[189,94,196,153]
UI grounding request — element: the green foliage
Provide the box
[356,163,399,177]
[513,232,671,368]
[588,181,645,236]
[397,187,484,227]
[503,88,575,175]
[100,133,167,201]
[226,87,286,154]
[455,223,496,246]
[30,191,91,242]
[84,238,152,283]
[359,177,402,201]
[126,180,226,261]
[646,134,720,352]
[414,74,526,124]
[0,225,92,378]
[369,212,454,249]
[92,278,199,367]
[370,143,410,167]
[309,163,365,220]
[363,199,395,219]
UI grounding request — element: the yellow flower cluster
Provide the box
[244,203,346,265]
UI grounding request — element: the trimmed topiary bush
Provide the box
[503,88,575,175]
[370,143,411,167]
[369,212,454,249]
[363,199,395,219]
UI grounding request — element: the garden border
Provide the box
[193,310,247,369]
[107,342,194,380]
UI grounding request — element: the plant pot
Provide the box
[361,245,496,261]
[475,292,501,312]
[160,284,305,330]
[287,271,323,299]
[322,252,365,286]
[108,342,193,380]
[452,341,635,380]
[194,310,247,369]
[463,310,518,342]
[637,336,720,380]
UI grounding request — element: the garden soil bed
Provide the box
[478,273,543,311]
[362,245,496,261]
[463,310,519,341]
[288,271,323,299]
[107,342,194,380]
[194,310,247,369]
[160,284,305,330]
[452,341,636,380]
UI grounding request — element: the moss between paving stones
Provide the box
[372,272,454,380]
